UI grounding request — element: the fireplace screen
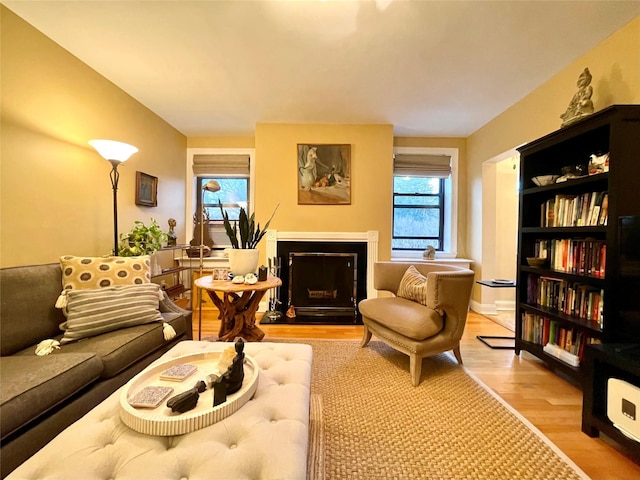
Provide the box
[288,252,357,319]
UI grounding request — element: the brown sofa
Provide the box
[0,263,192,478]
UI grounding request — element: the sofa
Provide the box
[0,261,193,478]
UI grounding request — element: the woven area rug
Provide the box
[272,338,589,480]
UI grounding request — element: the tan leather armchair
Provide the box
[359,262,474,386]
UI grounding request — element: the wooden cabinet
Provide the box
[515,105,640,386]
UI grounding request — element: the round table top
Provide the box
[195,274,281,293]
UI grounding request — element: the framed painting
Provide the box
[297,144,351,205]
[135,171,158,207]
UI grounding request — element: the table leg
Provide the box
[205,290,266,342]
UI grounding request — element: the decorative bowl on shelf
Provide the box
[526,257,547,267]
[531,175,560,186]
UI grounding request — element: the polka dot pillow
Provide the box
[59,255,151,291]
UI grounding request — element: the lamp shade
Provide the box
[203,180,221,192]
[89,139,138,162]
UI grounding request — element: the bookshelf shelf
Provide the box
[515,105,640,387]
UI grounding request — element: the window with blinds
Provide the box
[392,154,451,252]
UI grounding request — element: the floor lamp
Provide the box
[89,139,139,256]
[197,180,221,340]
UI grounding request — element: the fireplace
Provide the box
[289,252,357,320]
[268,240,368,324]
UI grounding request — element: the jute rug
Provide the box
[270,338,589,480]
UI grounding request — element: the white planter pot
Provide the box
[226,248,259,276]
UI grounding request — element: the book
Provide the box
[129,386,174,408]
[159,363,198,382]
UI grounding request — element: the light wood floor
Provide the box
[193,310,640,480]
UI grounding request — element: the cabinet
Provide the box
[582,343,640,462]
[150,245,192,308]
[515,105,640,385]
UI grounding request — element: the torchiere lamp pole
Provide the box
[197,180,221,340]
[89,139,139,255]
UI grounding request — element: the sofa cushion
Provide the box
[0,353,103,440]
[397,265,429,306]
[60,284,164,344]
[59,255,151,291]
[359,297,444,341]
[0,264,67,356]
[54,312,186,378]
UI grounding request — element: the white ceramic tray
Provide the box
[120,350,259,436]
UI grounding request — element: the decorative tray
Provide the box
[119,350,259,436]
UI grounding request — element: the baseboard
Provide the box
[495,300,515,311]
[470,300,497,315]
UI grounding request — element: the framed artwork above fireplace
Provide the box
[297,144,351,205]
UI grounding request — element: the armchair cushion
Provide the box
[397,265,429,306]
[358,297,443,341]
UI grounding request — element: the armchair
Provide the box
[359,262,474,386]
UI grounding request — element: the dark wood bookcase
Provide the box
[515,105,640,386]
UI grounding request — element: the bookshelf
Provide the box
[515,105,640,386]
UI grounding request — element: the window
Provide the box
[196,177,249,222]
[188,150,254,247]
[392,149,458,257]
[393,176,444,251]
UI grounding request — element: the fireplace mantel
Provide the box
[266,230,379,299]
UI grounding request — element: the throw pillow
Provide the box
[59,283,163,344]
[397,265,429,306]
[59,255,151,291]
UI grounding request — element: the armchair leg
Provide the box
[360,324,373,347]
[410,354,422,386]
[452,345,463,365]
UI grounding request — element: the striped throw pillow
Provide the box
[397,265,429,306]
[59,284,163,344]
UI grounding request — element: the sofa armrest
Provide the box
[159,291,193,339]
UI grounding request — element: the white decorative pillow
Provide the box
[397,265,429,306]
[59,255,151,291]
[59,284,163,344]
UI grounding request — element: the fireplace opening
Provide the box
[266,240,367,324]
[289,253,357,320]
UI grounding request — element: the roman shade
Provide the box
[393,154,451,178]
[192,154,250,176]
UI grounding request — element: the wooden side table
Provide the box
[195,275,282,342]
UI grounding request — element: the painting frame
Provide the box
[135,171,158,207]
[297,144,351,205]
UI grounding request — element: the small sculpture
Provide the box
[213,376,228,407]
[166,380,206,413]
[224,338,245,394]
[560,67,594,127]
[167,218,177,247]
[422,245,436,260]
[286,305,296,319]
[588,152,609,175]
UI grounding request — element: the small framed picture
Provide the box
[135,171,158,207]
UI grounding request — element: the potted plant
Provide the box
[218,201,278,276]
[119,218,168,257]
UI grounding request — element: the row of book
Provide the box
[520,312,601,364]
[533,238,606,277]
[526,274,604,326]
[540,191,608,228]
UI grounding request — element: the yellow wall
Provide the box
[466,15,640,302]
[0,6,187,268]
[254,123,394,259]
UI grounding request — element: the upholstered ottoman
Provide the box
[7,341,313,480]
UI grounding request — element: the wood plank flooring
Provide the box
[193,310,640,480]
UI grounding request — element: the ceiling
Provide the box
[4,1,640,137]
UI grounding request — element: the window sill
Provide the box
[390,255,472,269]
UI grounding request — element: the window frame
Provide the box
[186,148,255,244]
[392,177,445,251]
[392,147,459,259]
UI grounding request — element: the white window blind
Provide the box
[393,154,451,178]
[192,154,250,176]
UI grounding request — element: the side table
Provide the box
[476,279,516,349]
[195,275,282,342]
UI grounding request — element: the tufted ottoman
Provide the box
[7,341,313,480]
